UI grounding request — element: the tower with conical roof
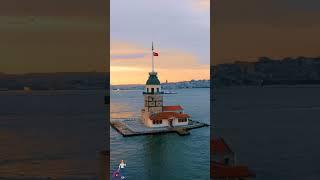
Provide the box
[142,42,163,116]
[141,42,190,128]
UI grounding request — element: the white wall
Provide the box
[142,111,188,128]
[149,119,169,128]
[142,111,168,128]
[173,118,189,126]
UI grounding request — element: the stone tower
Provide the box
[143,72,163,115]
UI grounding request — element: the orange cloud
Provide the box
[111,41,209,85]
[191,0,210,11]
[0,16,106,74]
[111,41,148,56]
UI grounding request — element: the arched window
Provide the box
[157,88,159,92]
[151,88,154,93]
[147,88,149,92]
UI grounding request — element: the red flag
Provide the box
[153,52,159,56]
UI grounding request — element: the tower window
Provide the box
[147,88,149,92]
[151,88,154,93]
[224,158,229,165]
[157,88,159,92]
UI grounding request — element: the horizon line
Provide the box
[111,78,210,86]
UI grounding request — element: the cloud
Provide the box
[0,16,106,74]
[111,0,210,65]
[111,41,148,55]
[214,0,320,64]
[0,0,105,16]
[111,54,147,60]
[110,0,210,84]
[191,0,210,11]
[111,66,145,72]
[111,41,209,85]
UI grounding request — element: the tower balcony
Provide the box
[143,91,164,95]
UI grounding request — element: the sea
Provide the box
[0,90,107,179]
[3,86,316,179]
[214,86,320,180]
[110,88,210,180]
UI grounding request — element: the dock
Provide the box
[110,118,209,137]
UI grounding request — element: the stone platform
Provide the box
[110,118,209,137]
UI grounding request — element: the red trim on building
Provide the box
[163,105,184,111]
[212,162,255,178]
[211,138,233,154]
[150,112,190,121]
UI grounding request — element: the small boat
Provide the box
[163,90,177,94]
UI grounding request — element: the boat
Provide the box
[163,90,177,94]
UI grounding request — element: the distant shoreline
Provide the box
[213,56,320,87]
[0,89,106,92]
[215,84,320,89]
[111,87,210,91]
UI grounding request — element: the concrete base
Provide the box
[110,118,209,137]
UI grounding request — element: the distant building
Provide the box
[235,61,256,74]
[211,138,255,180]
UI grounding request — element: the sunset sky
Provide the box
[110,0,210,85]
[214,0,320,64]
[2,0,319,83]
[0,0,107,74]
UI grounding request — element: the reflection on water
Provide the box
[110,89,210,179]
[0,90,107,178]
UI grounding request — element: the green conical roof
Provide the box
[146,72,160,85]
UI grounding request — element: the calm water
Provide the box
[110,88,210,180]
[214,86,320,180]
[0,90,106,179]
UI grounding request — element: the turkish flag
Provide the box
[153,52,159,56]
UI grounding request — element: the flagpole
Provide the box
[152,41,154,72]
